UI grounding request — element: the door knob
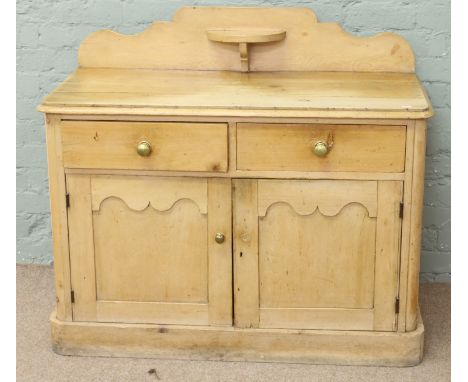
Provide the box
[215,233,225,244]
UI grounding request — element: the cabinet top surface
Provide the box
[39,68,432,119]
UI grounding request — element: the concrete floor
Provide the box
[17,265,450,381]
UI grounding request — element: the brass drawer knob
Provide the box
[136,141,152,157]
[215,233,225,244]
[313,132,334,157]
[313,141,329,157]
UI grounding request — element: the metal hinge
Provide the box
[399,202,404,219]
[65,193,70,208]
[70,290,75,303]
[395,297,400,314]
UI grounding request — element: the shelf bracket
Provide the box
[239,42,249,72]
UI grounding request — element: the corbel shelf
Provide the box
[206,28,286,72]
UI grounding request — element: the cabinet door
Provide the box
[66,175,232,326]
[233,179,402,331]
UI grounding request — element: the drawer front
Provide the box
[237,123,406,172]
[61,121,228,172]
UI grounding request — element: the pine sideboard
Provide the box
[38,7,433,366]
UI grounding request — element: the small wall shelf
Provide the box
[206,28,286,72]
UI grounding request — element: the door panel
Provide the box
[259,203,376,310]
[93,197,208,303]
[67,175,232,326]
[233,179,402,331]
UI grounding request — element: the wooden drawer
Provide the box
[237,123,406,172]
[61,121,228,172]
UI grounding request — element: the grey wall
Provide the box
[16,0,450,281]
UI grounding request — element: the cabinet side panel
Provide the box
[45,115,72,321]
[208,179,233,326]
[397,121,416,332]
[233,179,259,328]
[406,120,427,331]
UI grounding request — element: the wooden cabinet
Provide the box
[39,7,432,366]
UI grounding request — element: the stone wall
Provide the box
[16,0,450,281]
